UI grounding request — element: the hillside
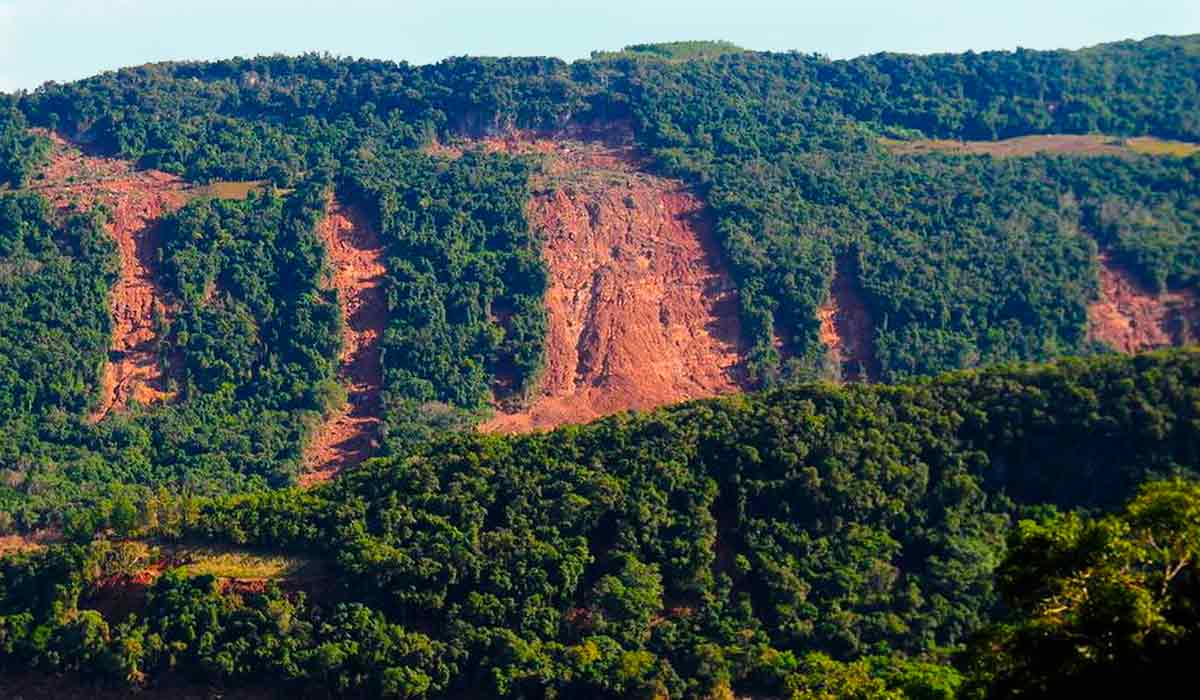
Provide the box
[1,349,1198,697]
[0,34,1198,698]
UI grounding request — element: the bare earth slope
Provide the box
[473,130,745,432]
[30,133,191,420]
[1088,253,1199,352]
[818,257,879,381]
[300,197,386,485]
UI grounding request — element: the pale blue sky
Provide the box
[2,1,1198,93]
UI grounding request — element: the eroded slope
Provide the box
[301,197,386,484]
[29,134,190,419]
[1088,253,1199,352]
[818,257,879,381]
[475,131,745,432]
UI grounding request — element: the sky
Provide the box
[1,0,1198,93]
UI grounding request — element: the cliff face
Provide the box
[472,130,746,432]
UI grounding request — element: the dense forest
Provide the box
[344,147,548,448]
[0,33,1198,697]
[0,350,1197,697]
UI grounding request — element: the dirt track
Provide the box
[30,133,190,419]
[1088,253,1198,353]
[300,197,386,485]
[472,130,746,432]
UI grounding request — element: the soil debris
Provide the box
[471,128,746,432]
[300,197,387,485]
[817,256,880,381]
[1088,253,1199,353]
[28,132,190,420]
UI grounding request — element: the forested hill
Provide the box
[0,34,1199,698]
[0,36,1197,498]
[0,349,1198,698]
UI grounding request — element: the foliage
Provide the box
[960,478,1200,696]
[0,185,341,523]
[591,41,747,62]
[7,35,1198,388]
[0,108,51,188]
[0,33,1198,698]
[150,350,1200,696]
[0,193,115,423]
[344,147,547,446]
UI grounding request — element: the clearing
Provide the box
[300,197,387,485]
[882,134,1200,158]
[459,125,746,432]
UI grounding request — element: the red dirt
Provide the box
[817,257,880,381]
[28,132,191,420]
[0,530,60,557]
[1088,253,1199,353]
[472,130,746,433]
[300,197,387,485]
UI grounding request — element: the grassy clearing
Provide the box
[188,180,270,200]
[2,537,323,583]
[591,41,746,62]
[163,543,321,580]
[1124,136,1200,157]
[882,133,1200,158]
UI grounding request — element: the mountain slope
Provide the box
[468,130,745,432]
[0,349,1196,698]
[0,35,1198,697]
[0,32,1196,513]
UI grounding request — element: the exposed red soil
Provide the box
[84,560,167,623]
[28,132,191,420]
[471,129,746,433]
[1088,253,1199,353]
[817,257,880,381]
[300,197,386,485]
[0,529,60,557]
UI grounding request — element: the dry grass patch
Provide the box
[163,544,321,580]
[882,133,1200,159]
[1124,136,1200,157]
